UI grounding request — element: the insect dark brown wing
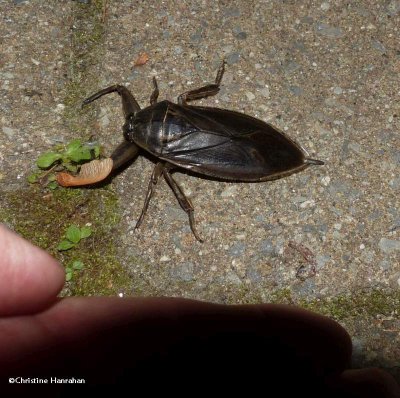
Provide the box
[157,102,309,181]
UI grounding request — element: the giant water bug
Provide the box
[78,61,324,242]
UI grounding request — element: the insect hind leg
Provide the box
[178,60,226,106]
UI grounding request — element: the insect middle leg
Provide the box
[178,60,226,106]
[162,166,203,243]
[135,162,164,230]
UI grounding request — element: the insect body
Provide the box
[80,61,323,242]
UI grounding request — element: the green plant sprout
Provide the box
[57,224,92,251]
[27,139,101,188]
[65,260,85,282]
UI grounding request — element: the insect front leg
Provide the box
[110,140,140,171]
[135,162,164,230]
[83,85,141,117]
[162,166,203,243]
[178,60,226,106]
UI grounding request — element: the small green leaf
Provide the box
[93,145,100,158]
[66,225,81,244]
[47,173,56,182]
[48,181,58,190]
[27,173,38,183]
[65,163,78,172]
[37,152,62,169]
[80,226,92,239]
[57,240,75,251]
[72,260,84,270]
[68,147,92,162]
[65,266,72,273]
[66,272,73,282]
[66,139,82,154]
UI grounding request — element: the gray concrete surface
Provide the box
[1,0,399,380]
